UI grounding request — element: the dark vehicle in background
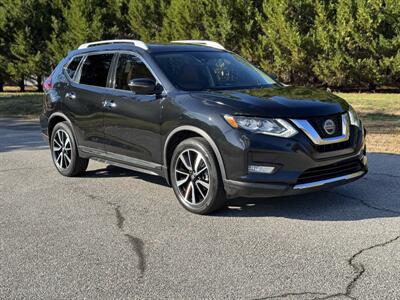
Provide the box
[40,39,367,214]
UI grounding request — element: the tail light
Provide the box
[43,75,52,91]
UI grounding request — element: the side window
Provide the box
[114,54,155,91]
[65,56,82,80]
[79,53,114,87]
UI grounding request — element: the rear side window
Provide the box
[114,54,155,91]
[79,53,114,87]
[65,56,82,80]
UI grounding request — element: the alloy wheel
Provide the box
[174,149,210,205]
[52,129,72,170]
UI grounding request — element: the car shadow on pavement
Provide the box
[84,165,170,187]
[213,152,400,221]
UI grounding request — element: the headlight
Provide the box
[224,115,298,138]
[348,106,360,127]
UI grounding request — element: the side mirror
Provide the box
[128,78,162,95]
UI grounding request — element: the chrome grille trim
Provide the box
[293,170,365,190]
[291,113,350,145]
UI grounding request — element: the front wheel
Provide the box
[50,122,88,177]
[170,137,226,214]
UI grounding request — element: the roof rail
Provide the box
[171,40,225,50]
[78,39,148,50]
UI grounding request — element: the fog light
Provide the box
[248,165,276,174]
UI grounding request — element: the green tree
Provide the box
[256,0,309,83]
[159,0,232,46]
[128,0,169,41]
[311,0,356,87]
[47,0,102,68]
[0,0,23,90]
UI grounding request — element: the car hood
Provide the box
[191,86,349,118]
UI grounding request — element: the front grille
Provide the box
[315,140,351,152]
[308,114,343,138]
[297,158,363,184]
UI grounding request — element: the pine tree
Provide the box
[256,0,307,83]
[311,0,355,87]
[0,0,24,90]
[159,0,232,46]
[128,0,169,41]
[47,0,102,68]
[227,0,262,62]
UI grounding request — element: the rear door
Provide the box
[102,52,163,165]
[63,52,115,152]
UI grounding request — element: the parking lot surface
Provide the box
[0,118,399,299]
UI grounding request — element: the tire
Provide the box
[170,137,226,214]
[50,122,88,177]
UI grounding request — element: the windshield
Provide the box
[152,51,278,91]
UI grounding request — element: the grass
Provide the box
[0,92,399,153]
[337,93,400,154]
[0,93,42,118]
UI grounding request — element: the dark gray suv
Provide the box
[40,39,368,214]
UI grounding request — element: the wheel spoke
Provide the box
[197,179,209,190]
[176,169,189,176]
[194,152,202,173]
[56,153,62,166]
[184,182,193,201]
[187,151,193,170]
[53,139,62,148]
[195,166,207,176]
[195,181,206,199]
[57,131,63,146]
[180,153,192,171]
[191,182,196,203]
[177,175,189,187]
[64,153,71,164]
[60,153,64,168]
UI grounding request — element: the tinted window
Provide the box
[66,56,82,79]
[114,54,155,91]
[79,54,114,87]
[152,51,277,91]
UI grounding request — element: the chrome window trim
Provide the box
[290,113,350,145]
[293,170,365,190]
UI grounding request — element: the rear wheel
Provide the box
[170,137,226,214]
[50,122,88,176]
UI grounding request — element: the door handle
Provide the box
[65,92,76,100]
[103,99,116,108]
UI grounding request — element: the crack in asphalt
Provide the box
[125,234,146,277]
[107,201,146,277]
[343,235,400,297]
[256,292,327,299]
[108,202,125,230]
[324,190,400,215]
[77,191,146,277]
[256,236,400,300]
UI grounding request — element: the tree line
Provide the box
[0,0,399,92]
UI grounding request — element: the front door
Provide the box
[103,53,163,165]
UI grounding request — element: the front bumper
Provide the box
[220,124,367,199]
[224,157,367,198]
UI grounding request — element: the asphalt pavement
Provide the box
[0,118,399,299]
